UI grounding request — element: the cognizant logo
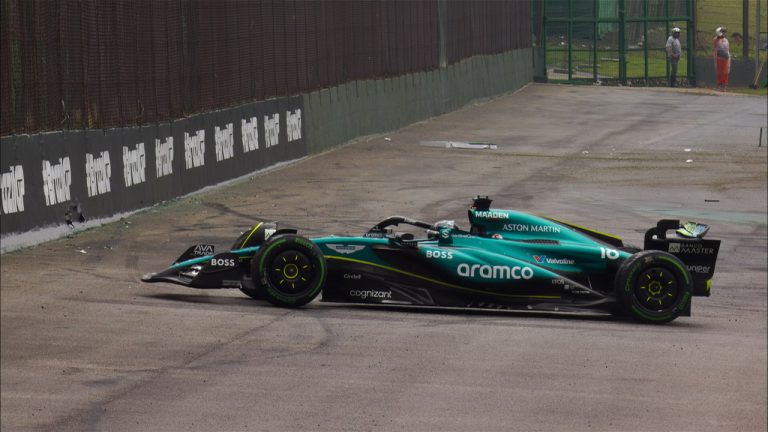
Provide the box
[457,263,534,280]
[349,289,392,300]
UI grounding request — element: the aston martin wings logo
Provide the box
[327,244,366,254]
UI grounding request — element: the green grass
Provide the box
[696,0,768,58]
[543,0,767,84]
[547,48,681,80]
[727,86,768,96]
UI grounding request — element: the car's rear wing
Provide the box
[644,220,721,297]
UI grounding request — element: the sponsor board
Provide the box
[286,109,302,142]
[241,117,259,153]
[214,123,234,162]
[42,157,71,206]
[184,130,206,169]
[122,143,146,187]
[0,95,306,238]
[155,137,174,178]
[264,113,280,148]
[1,165,25,215]
[85,151,112,197]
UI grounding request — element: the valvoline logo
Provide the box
[533,255,575,265]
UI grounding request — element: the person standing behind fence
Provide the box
[665,27,682,87]
[713,27,731,90]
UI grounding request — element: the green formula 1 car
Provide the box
[142,197,721,323]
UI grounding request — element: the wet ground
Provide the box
[1,83,766,431]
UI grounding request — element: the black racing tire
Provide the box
[251,234,326,308]
[614,250,692,324]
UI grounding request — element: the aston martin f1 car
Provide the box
[142,197,721,323]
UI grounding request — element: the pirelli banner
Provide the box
[0,96,305,237]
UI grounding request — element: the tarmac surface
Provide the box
[1,83,766,431]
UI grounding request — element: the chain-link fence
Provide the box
[1,0,530,136]
[445,0,531,64]
[542,0,694,85]
[695,0,767,59]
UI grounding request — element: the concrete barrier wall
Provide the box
[1,48,532,246]
[695,56,768,88]
[305,48,533,154]
[0,97,306,240]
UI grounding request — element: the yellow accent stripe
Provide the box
[326,255,561,300]
[240,222,264,249]
[542,216,623,241]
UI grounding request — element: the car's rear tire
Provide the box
[615,250,692,324]
[251,234,326,308]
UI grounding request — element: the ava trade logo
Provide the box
[533,255,575,265]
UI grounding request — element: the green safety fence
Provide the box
[542,0,695,86]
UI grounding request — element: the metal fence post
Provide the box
[543,0,548,81]
[437,0,447,69]
[643,0,649,84]
[568,0,573,81]
[593,0,598,82]
[618,0,626,84]
[688,0,695,85]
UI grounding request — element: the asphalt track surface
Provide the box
[1,84,766,431]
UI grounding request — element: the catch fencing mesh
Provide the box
[1,0,530,136]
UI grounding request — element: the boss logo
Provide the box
[425,250,453,260]
[210,258,236,267]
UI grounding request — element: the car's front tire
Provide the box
[614,250,692,324]
[251,234,326,308]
